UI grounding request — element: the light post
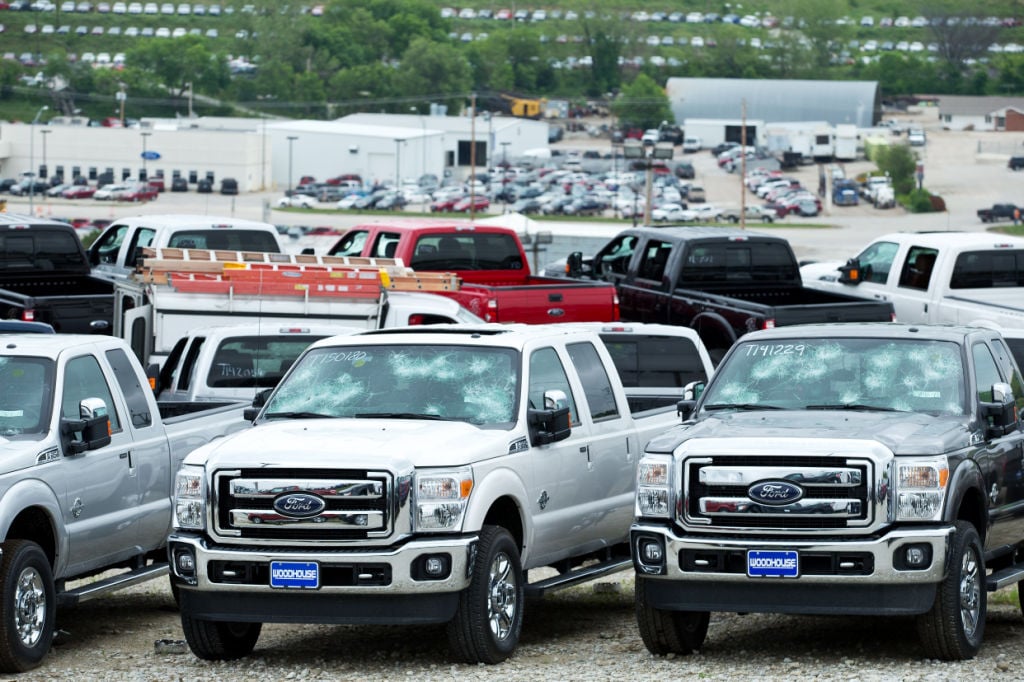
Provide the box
[394,138,405,191]
[28,105,48,215]
[140,132,151,180]
[411,106,427,180]
[622,138,673,226]
[286,135,298,193]
[500,141,511,213]
[40,129,50,187]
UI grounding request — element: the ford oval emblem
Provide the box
[273,493,326,518]
[748,480,804,506]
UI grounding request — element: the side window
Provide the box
[566,342,620,421]
[126,227,156,268]
[369,232,402,259]
[898,247,939,290]
[594,235,638,276]
[159,336,189,395]
[528,347,580,427]
[637,239,672,282]
[991,339,1024,414]
[178,337,206,391]
[62,355,121,432]
[328,230,369,257]
[105,348,153,428]
[90,224,129,265]
[856,240,899,284]
[972,343,1003,404]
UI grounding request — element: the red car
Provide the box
[62,185,96,199]
[430,197,462,212]
[147,177,166,192]
[452,196,490,212]
[116,184,159,202]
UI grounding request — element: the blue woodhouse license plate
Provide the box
[270,561,320,589]
[747,550,799,578]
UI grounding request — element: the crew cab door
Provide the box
[890,245,940,323]
[618,237,672,322]
[59,353,141,575]
[975,340,1024,548]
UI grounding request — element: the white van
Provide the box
[682,136,702,153]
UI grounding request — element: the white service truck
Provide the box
[167,324,707,664]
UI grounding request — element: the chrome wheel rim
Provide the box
[487,551,517,641]
[959,545,981,638]
[15,566,46,648]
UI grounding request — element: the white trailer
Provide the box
[833,124,859,162]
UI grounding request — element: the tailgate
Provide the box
[771,300,894,326]
[478,281,618,323]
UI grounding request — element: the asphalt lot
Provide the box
[4,112,1022,266]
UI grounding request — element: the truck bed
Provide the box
[677,285,894,325]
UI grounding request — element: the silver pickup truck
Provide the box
[169,323,707,664]
[0,334,249,672]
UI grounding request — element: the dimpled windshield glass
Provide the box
[702,338,966,416]
[264,344,520,427]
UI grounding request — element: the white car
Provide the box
[277,194,316,209]
[651,203,690,222]
[94,183,130,200]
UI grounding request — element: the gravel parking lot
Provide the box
[6,111,1024,679]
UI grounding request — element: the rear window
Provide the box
[206,335,326,389]
[677,240,797,283]
[949,249,1024,289]
[0,228,85,270]
[166,230,281,253]
[409,232,523,271]
[600,333,709,388]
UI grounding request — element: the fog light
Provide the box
[174,548,196,575]
[413,554,451,581]
[894,543,932,570]
[425,557,445,576]
[640,538,664,564]
[905,545,927,567]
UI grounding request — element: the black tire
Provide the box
[635,577,709,655]
[0,540,55,673]
[917,521,985,660]
[447,525,524,664]
[181,614,262,660]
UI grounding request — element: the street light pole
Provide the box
[286,135,298,193]
[394,138,405,191]
[28,105,48,215]
[40,129,50,186]
[622,138,673,227]
[500,141,510,214]
[140,131,151,180]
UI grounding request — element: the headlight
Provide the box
[414,467,473,532]
[173,466,206,530]
[895,456,948,522]
[636,455,673,518]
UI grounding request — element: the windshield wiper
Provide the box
[355,412,452,421]
[703,403,785,411]
[805,404,904,412]
[263,411,336,419]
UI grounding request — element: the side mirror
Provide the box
[62,397,112,455]
[980,382,1018,439]
[244,388,273,421]
[683,380,706,401]
[566,251,584,279]
[146,362,161,393]
[527,389,572,445]
[838,257,863,284]
[676,399,697,420]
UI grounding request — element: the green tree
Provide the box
[395,38,472,112]
[875,143,919,196]
[611,73,673,130]
[126,36,229,98]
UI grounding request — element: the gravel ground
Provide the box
[14,572,1024,681]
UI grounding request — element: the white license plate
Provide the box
[269,561,319,589]
[747,550,799,578]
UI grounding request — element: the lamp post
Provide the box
[394,138,405,191]
[622,138,674,226]
[40,129,50,186]
[140,132,152,181]
[286,135,298,193]
[28,105,48,215]
[500,141,511,213]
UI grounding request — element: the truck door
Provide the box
[524,346,592,564]
[564,341,637,546]
[977,340,1024,548]
[59,353,140,574]
[842,239,901,303]
[892,246,940,323]
[122,303,152,365]
[619,238,672,322]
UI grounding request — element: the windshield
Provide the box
[264,344,520,427]
[0,357,55,437]
[701,338,965,416]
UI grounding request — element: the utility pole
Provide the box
[469,92,477,220]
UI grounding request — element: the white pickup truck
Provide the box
[0,334,249,672]
[168,324,707,664]
[801,231,1024,329]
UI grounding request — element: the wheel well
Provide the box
[956,487,987,544]
[483,496,524,553]
[6,507,56,567]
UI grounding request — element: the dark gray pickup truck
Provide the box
[0,214,113,333]
[564,227,894,363]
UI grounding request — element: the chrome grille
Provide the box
[214,468,395,541]
[682,455,874,531]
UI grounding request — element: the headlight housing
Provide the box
[636,455,673,519]
[414,467,473,532]
[894,456,948,522]
[173,466,206,530]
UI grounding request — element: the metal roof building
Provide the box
[665,78,881,128]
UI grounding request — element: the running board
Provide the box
[58,563,169,608]
[988,565,1024,591]
[525,557,632,597]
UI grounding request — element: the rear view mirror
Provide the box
[566,252,584,278]
[62,397,112,455]
[981,382,1018,439]
[527,389,572,445]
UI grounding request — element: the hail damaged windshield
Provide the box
[702,338,966,416]
[264,344,520,428]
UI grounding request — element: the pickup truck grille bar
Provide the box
[682,455,873,531]
[214,468,393,541]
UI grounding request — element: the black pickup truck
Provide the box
[977,203,1019,223]
[0,214,114,333]
[564,226,895,362]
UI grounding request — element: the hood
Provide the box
[0,437,60,474]
[182,418,519,471]
[647,409,971,456]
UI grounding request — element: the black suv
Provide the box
[1009,156,1024,171]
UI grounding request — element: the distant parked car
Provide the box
[452,196,490,212]
[1010,156,1024,171]
[63,184,97,199]
[117,183,159,202]
[170,176,188,192]
[196,178,213,193]
[277,194,315,208]
[220,177,238,195]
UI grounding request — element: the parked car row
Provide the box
[743,166,822,217]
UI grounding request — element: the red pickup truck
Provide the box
[318,220,620,323]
